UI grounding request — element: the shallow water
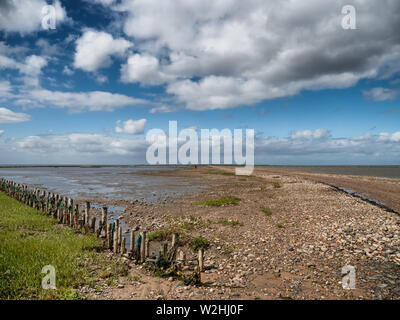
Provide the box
[0,166,204,203]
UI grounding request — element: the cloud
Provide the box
[121,53,173,85]
[115,119,147,135]
[15,89,147,113]
[255,131,400,164]
[0,53,47,87]
[363,87,399,102]
[74,30,132,72]
[8,133,148,163]
[291,129,331,140]
[18,55,48,87]
[63,66,74,76]
[149,105,177,114]
[5,129,400,165]
[0,0,67,33]
[0,81,12,96]
[90,0,116,6]
[113,0,400,110]
[0,107,31,123]
[0,130,4,136]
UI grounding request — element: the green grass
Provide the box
[217,218,243,227]
[193,195,241,207]
[260,206,272,216]
[277,223,285,229]
[273,182,281,189]
[0,192,119,300]
[190,236,210,252]
[260,186,266,191]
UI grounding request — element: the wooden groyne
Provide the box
[0,178,204,283]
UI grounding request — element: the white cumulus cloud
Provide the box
[15,89,147,113]
[115,119,147,135]
[363,87,399,102]
[74,30,132,72]
[111,0,400,110]
[121,53,172,85]
[0,107,31,123]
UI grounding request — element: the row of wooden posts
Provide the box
[0,178,205,271]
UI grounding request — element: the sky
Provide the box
[0,0,399,165]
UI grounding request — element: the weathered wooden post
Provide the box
[145,240,150,258]
[140,231,146,263]
[129,230,135,254]
[198,248,204,272]
[169,233,179,261]
[177,250,186,270]
[74,204,79,228]
[85,201,90,229]
[161,242,168,260]
[121,237,126,255]
[101,207,107,227]
[106,223,112,249]
[113,230,118,254]
[91,217,96,233]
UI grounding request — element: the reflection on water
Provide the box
[0,166,204,202]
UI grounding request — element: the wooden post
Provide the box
[140,231,146,263]
[161,242,168,260]
[171,233,178,248]
[117,226,122,247]
[91,217,96,233]
[85,202,90,227]
[169,233,179,261]
[145,240,150,258]
[106,223,111,249]
[121,237,126,255]
[113,229,118,253]
[198,248,204,272]
[177,250,186,270]
[129,230,135,253]
[74,204,79,228]
[101,207,107,228]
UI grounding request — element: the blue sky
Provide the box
[0,0,399,165]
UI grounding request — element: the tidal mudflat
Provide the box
[0,166,205,203]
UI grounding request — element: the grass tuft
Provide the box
[217,219,243,227]
[260,206,272,216]
[193,195,241,207]
[190,236,210,252]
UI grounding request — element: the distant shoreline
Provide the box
[1,164,399,179]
